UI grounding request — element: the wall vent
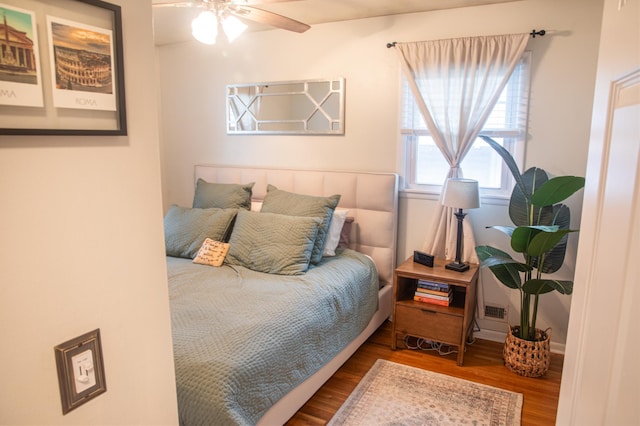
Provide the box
[484,304,507,320]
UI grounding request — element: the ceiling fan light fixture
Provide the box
[191,10,218,45]
[221,15,248,43]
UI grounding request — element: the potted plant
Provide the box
[475,136,585,377]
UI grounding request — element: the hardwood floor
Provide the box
[285,321,563,425]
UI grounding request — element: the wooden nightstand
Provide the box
[391,256,479,366]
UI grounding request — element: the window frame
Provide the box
[399,52,531,203]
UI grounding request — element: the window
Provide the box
[401,52,531,200]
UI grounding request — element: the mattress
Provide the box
[167,248,379,425]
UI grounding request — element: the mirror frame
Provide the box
[226,78,345,135]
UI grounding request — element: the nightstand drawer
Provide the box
[395,305,463,344]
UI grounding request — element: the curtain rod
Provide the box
[386,29,546,48]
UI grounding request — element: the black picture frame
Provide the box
[0,0,127,135]
[54,329,107,414]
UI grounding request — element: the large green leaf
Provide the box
[480,136,526,196]
[532,205,571,273]
[527,229,577,256]
[476,246,530,289]
[479,255,531,271]
[531,176,585,206]
[486,225,515,238]
[533,205,556,227]
[551,204,571,228]
[510,167,551,226]
[476,245,509,261]
[522,279,574,295]
[488,266,523,289]
[510,225,559,253]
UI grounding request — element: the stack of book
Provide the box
[413,279,453,306]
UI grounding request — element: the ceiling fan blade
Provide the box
[233,6,310,33]
[152,0,299,8]
[244,0,302,3]
[152,2,203,8]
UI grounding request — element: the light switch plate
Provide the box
[71,348,96,393]
[54,329,106,414]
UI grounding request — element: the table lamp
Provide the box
[442,178,480,272]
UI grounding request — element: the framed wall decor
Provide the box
[226,78,345,135]
[0,0,127,135]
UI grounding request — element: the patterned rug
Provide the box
[328,359,523,426]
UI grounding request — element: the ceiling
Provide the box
[151,0,520,46]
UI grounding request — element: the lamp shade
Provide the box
[442,178,480,209]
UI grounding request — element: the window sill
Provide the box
[400,188,509,206]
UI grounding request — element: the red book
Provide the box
[414,291,452,301]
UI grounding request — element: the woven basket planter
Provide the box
[503,326,551,377]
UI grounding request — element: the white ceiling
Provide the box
[151,0,520,46]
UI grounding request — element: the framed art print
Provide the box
[47,15,117,111]
[0,0,127,135]
[0,3,44,107]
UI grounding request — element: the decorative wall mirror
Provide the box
[226,78,345,135]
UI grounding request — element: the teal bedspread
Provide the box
[167,249,379,425]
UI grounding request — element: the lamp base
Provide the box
[445,261,470,272]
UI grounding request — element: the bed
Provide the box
[165,165,398,425]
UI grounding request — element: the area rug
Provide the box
[328,359,523,426]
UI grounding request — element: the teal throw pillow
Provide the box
[192,179,254,210]
[260,185,340,264]
[164,205,237,259]
[225,210,320,275]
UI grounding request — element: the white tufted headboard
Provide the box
[194,165,399,286]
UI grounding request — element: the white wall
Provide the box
[157,0,603,346]
[0,2,178,424]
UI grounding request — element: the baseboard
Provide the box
[474,329,566,355]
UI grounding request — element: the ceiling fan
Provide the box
[153,0,310,45]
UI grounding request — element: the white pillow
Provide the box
[251,201,263,212]
[323,208,349,257]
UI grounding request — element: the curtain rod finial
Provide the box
[386,42,397,48]
[530,29,546,38]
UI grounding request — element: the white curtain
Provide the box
[395,34,529,263]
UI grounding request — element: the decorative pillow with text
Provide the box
[192,238,230,267]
